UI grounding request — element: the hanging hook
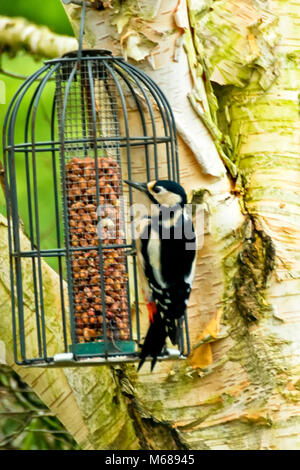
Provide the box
[62,0,104,9]
[63,0,104,59]
[77,0,86,60]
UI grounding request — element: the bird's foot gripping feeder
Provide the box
[3,1,190,367]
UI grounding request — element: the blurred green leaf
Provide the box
[0,53,63,271]
[2,418,21,436]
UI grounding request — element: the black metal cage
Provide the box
[3,30,190,368]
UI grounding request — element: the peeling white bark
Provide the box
[62,0,225,177]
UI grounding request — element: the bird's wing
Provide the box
[136,217,157,323]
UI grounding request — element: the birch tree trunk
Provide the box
[0,0,299,450]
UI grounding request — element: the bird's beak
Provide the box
[124,180,148,194]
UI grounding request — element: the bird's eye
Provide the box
[153,186,161,193]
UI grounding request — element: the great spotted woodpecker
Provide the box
[125,179,196,371]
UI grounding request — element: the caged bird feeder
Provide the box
[3,0,191,367]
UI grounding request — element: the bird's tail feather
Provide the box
[166,319,179,346]
[138,313,167,372]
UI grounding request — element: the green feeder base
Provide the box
[69,340,136,357]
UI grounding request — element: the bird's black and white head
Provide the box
[125,179,187,208]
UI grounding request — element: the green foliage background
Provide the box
[0,1,74,268]
[0,0,73,35]
[0,1,78,450]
